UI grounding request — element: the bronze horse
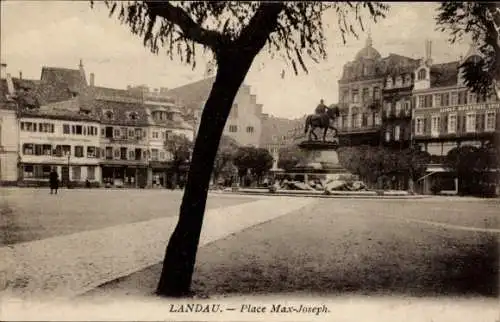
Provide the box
[304,105,340,141]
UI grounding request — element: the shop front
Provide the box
[101,161,148,188]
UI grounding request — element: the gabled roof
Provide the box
[430,61,460,88]
[166,77,216,110]
[37,67,87,104]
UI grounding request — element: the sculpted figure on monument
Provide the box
[304,100,340,142]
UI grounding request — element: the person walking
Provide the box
[49,167,59,195]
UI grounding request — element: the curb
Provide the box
[221,190,429,200]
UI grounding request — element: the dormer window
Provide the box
[104,110,114,120]
[395,76,403,87]
[417,68,427,80]
[129,111,138,120]
[404,74,412,86]
[386,77,393,89]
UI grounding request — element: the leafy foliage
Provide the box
[94,1,388,75]
[212,135,239,182]
[233,146,273,178]
[277,145,308,171]
[436,2,500,96]
[165,133,193,165]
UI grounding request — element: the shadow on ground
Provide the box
[85,201,499,298]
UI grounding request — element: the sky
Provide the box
[1,1,471,119]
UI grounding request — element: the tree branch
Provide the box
[236,2,285,54]
[144,1,230,50]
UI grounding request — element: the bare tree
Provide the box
[436,2,500,97]
[94,0,388,297]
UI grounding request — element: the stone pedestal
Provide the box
[290,140,358,182]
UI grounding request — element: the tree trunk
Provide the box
[156,50,257,297]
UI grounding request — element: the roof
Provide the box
[37,67,87,104]
[92,99,150,126]
[354,36,381,61]
[0,78,41,109]
[381,54,420,75]
[166,77,216,110]
[430,61,460,88]
[19,99,100,122]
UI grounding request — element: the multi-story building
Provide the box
[381,54,420,149]
[0,64,19,184]
[166,77,263,147]
[89,86,150,188]
[336,36,384,146]
[143,89,193,187]
[17,99,102,186]
[412,45,500,193]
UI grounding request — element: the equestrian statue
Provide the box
[304,99,340,142]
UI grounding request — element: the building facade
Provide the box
[166,78,263,147]
[412,45,500,193]
[17,100,101,186]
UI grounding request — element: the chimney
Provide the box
[425,40,433,65]
[19,71,22,80]
[90,73,95,86]
[78,59,87,84]
[0,63,6,79]
[6,73,15,96]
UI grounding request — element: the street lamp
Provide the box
[65,150,71,189]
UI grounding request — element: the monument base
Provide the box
[279,139,368,192]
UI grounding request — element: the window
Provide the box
[160,151,166,160]
[42,144,52,155]
[431,115,440,136]
[385,130,391,142]
[342,89,349,103]
[395,76,403,87]
[87,146,97,158]
[151,149,159,161]
[129,150,135,160]
[135,148,142,160]
[404,74,412,86]
[74,146,84,158]
[114,128,121,138]
[114,149,120,159]
[362,88,370,102]
[485,111,496,131]
[121,127,128,139]
[415,117,424,135]
[246,126,254,133]
[104,110,114,120]
[72,125,83,135]
[62,145,71,156]
[87,166,96,180]
[434,94,441,107]
[34,144,43,156]
[129,111,138,120]
[128,129,135,138]
[386,77,393,88]
[23,165,34,178]
[468,92,477,104]
[63,124,70,134]
[23,143,34,155]
[352,89,359,103]
[448,113,457,133]
[441,93,450,107]
[418,95,433,108]
[394,125,400,141]
[229,125,238,132]
[342,115,348,128]
[72,166,81,181]
[120,147,127,160]
[373,87,380,100]
[101,128,105,137]
[403,100,411,115]
[135,128,142,139]
[466,112,476,132]
[105,147,113,160]
[20,122,37,132]
[417,68,427,80]
[395,101,402,116]
[458,90,468,105]
[39,123,54,133]
[374,112,381,125]
[362,113,368,127]
[152,131,159,139]
[384,102,391,117]
[451,92,458,106]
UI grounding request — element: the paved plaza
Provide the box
[0,188,499,304]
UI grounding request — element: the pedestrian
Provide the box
[49,167,59,195]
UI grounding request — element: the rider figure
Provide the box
[315,99,328,115]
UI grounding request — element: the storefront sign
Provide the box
[440,103,499,114]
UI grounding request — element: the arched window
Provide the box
[129,111,138,120]
[417,68,427,80]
